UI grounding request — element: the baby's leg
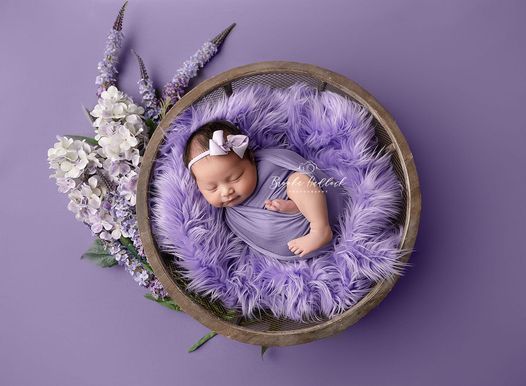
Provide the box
[286,172,333,257]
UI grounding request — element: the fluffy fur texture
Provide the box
[150,82,408,322]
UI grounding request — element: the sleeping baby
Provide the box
[183,120,348,261]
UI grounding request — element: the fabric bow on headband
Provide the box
[187,129,249,170]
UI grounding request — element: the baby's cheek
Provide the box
[200,191,217,207]
[242,170,258,194]
[208,199,221,208]
[208,196,221,207]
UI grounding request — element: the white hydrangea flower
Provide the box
[88,211,114,234]
[98,125,139,161]
[90,85,145,129]
[94,120,120,141]
[84,176,106,207]
[127,148,141,167]
[66,176,106,221]
[67,189,95,221]
[99,221,128,241]
[56,177,76,194]
[125,102,144,116]
[48,136,102,180]
[124,113,144,136]
[101,85,125,102]
[103,158,131,178]
[118,170,139,206]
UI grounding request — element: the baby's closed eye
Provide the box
[201,172,244,192]
[229,173,243,182]
[203,184,217,191]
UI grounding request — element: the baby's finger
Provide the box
[265,202,278,211]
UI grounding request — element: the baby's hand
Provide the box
[264,199,300,214]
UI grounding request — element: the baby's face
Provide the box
[191,152,257,208]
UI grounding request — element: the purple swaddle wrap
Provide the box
[223,148,349,262]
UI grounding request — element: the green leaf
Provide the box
[119,236,141,260]
[222,308,239,321]
[141,260,154,274]
[144,118,157,137]
[118,236,154,273]
[81,104,95,124]
[81,238,118,268]
[188,331,217,353]
[144,293,182,312]
[62,135,98,146]
[159,97,172,121]
[261,345,269,358]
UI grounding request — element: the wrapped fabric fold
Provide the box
[224,148,349,261]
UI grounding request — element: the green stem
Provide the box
[144,293,181,311]
[188,331,217,352]
[119,236,154,273]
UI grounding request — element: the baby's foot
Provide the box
[287,224,333,257]
[264,199,300,214]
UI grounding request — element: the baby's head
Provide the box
[183,120,257,208]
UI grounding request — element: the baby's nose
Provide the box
[221,186,234,197]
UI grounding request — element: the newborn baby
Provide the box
[183,120,347,261]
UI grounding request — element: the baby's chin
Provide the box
[210,193,250,208]
[221,195,245,207]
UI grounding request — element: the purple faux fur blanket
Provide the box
[150,82,407,322]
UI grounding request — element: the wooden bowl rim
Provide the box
[136,61,422,346]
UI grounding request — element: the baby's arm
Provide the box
[264,199,299,214]
[285,172,333,257]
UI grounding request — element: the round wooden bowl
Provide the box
[137,61,421,347]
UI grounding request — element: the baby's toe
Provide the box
[288,242,303,255]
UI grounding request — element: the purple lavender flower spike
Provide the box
[112,1,128,31]
[132,49,161,122]
[210,22,236,48]
[161,23,236,104]
[95,1,128,97]
[95,168,116,191]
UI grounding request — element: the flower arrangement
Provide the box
[47,1,241,353]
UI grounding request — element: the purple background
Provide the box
[2,0,525,385]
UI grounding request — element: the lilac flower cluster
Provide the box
[162,41,218,102]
